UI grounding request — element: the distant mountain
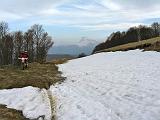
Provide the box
[49,38,99,55]
[78,37,99,47]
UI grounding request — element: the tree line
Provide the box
[93,22,160,53]
[0,21,53,66]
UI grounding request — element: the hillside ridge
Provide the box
[94,37,160,53]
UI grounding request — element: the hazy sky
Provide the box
[0,0,160,45]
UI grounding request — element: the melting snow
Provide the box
[0,86,51,120]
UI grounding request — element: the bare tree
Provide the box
[3,34,14,65]
[31,24,44,62]
[24,29,35,62]
[0,22,9,65]
[31,24,53,63]
[151,22,160,37]
[13,31,24,65]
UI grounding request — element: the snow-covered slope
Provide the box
[51,50,160,120]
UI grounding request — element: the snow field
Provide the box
[51,50,160,120]
[0,86,52,120]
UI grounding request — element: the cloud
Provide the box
[75,22,146,31]
[0,11,23,21]
[0,0,160,31]
[99,0,159,10]
[0,0,68,20]
[98,0,122,11]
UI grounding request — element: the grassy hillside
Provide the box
[95,37,160,53]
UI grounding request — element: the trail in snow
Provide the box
[51,50,160,120]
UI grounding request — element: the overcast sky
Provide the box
[0,0,160,45]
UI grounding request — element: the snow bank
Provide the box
[0,86,51,120]
[51,50,160,120]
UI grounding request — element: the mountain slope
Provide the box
[94,37,160,53]
[93,24,159,53]
[51,50,160,120]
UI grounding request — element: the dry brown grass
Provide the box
[0,62,64,89]
[96,37,160,53]
[0,105,29,120]
[47,58,71,65]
